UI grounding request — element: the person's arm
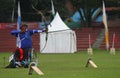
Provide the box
[29,29,47,34]
[33,30,43,33]
[11,30,20,36]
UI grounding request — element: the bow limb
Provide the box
[32,5,48,52]
[31,5,46,22]
[31,4,48,32]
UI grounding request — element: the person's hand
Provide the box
[43,28,48,32]
[45,28,48,32]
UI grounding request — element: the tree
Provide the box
[67,0,102,27]
[79,0,102,27]
[65,0,119,27]
[0,0,119,22]
[0,0,14,22]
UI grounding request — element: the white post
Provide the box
[87,34,93,55]
[89,34,91,48]
[110,33,116,55]
[112,33,115,48]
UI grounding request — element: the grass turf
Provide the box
[0,49,120,78]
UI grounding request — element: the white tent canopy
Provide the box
[48,12,70,32]
[40,12,77,53]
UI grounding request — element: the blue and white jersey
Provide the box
[11,30,43,49]
[70,11,81,22]
[70,9,85,22]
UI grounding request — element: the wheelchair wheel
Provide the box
[31,48,38,64]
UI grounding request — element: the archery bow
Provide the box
[31,5,48,52]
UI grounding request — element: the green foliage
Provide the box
[0,0,119,22]
[0,0,14,22]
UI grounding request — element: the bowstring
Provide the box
[31,5,48,52]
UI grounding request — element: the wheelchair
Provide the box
[5,48,38,68]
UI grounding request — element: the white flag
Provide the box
[51,0,55,15]
[16,1,21,47]
[17,1,21,30]
[102,1,109,50]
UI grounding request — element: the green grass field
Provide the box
[0,49,120,78]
